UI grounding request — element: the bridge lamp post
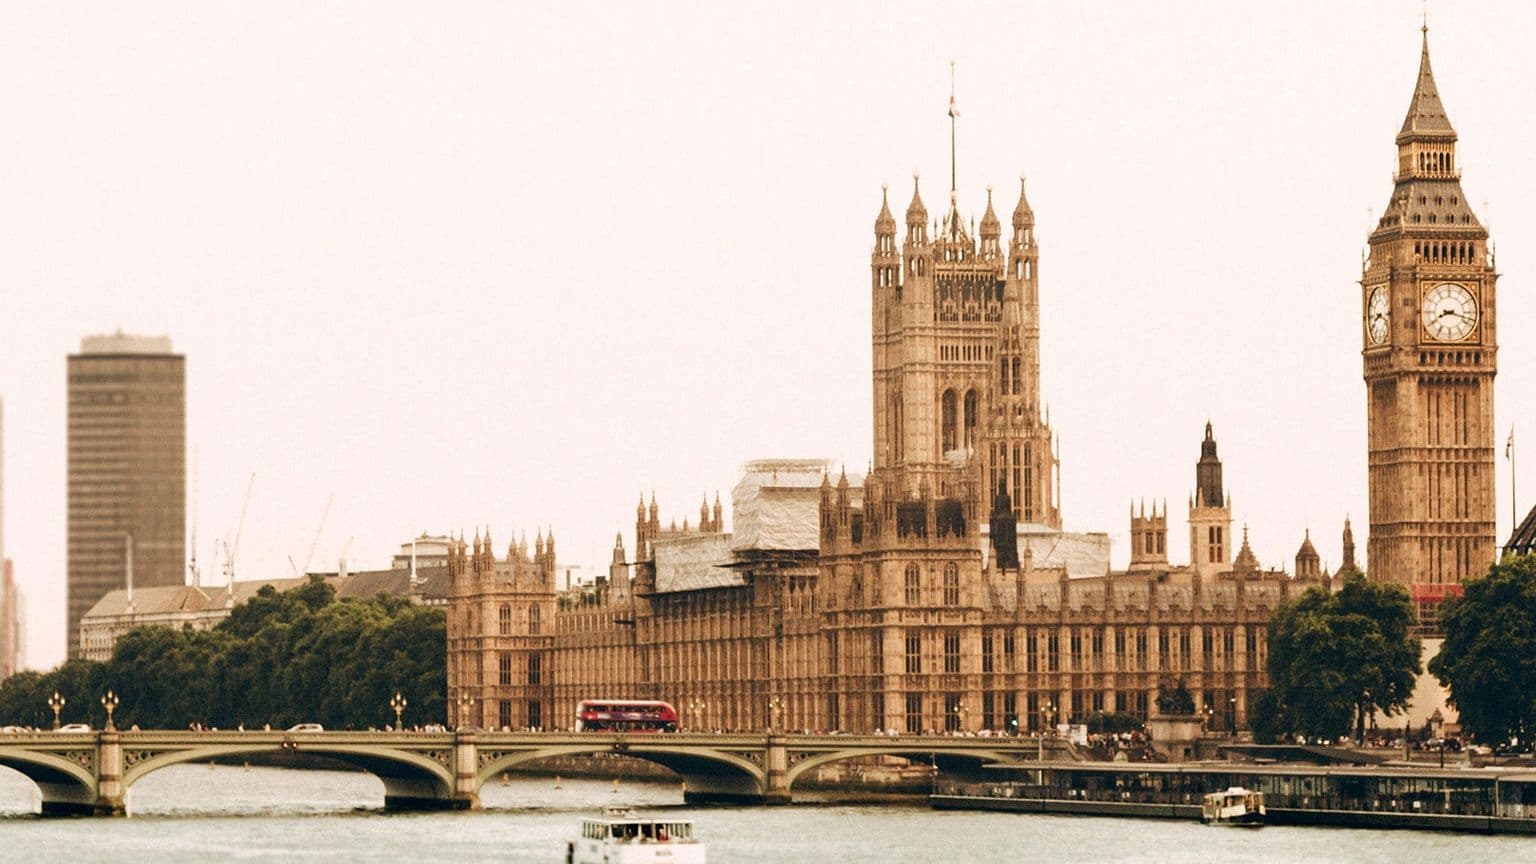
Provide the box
[48,691,66,730]
[687,698,706,732]
[456,692,476,730]
[1038,699,1056,762]
[391,692,408,730]
[951,702,968,734]
[767,697,783,734]
[101,691,120,732]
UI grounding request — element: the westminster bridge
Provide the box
[0,729,1045,815]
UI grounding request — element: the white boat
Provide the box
[565,807,706,864]
[1200,786,1266,827]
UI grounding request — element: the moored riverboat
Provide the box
[566,807,706,864]
[1201,787,1265,826]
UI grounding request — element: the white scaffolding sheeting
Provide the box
[730,458,856,552]
[652,533,742,593]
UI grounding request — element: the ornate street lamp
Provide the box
[48,691,66,730]
[390,692,408,730]
[100,691,120,732]
[687,698,706,732]
[767,696,783,734]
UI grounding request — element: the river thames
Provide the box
[0,766,1528,862]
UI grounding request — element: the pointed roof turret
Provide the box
[1296,529,1319,561]
[874,183,896,236]
[1398,26,1457,143]
[980,186,1000,240]
[1011,175,1034,229]
[905,175,927,228]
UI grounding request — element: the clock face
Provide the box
[1421,283,1477,342]
[1367,286,1389,345]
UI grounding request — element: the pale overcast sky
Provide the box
[2,1,1533,668]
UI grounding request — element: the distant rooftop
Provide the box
[78,331,175,355]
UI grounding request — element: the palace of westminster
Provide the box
[445,30,1503,735]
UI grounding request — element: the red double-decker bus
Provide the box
[575,699,679,732]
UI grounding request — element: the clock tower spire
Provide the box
[1362,25,1498,626]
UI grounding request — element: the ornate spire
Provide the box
[1234,525,1259,572]
[1341,516,1358,572]
[1398,25,1456,143]
[1195,422,1224,509]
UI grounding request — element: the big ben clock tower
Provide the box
[1363,27,1498,624]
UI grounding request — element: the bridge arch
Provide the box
[122,743,457,810]
[784,746,1013,790]
[475,743,766,799]
[0,750,98,813]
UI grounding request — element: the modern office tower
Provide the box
[66,333,185,657]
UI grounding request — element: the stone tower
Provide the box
[1129,499,1168,571]
[1294,531,1321,581]
[870,176,1059,526]
[1362,28,1497,621]
[1188,423,1232,579]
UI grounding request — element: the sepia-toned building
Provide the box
[444,179,1335,734]
[66,333,186,658]
[445,31,1473,734]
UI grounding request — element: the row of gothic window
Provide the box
[904,562,962,607]
[1415,240,1479,265]
[497,651,542,686]
[497,603,541,635]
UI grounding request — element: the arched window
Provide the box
[963,390,978,449]
[943,563,960,606]
[1011,359,1022,395]
[497,604,510,635]
[905,563,922,606]
[941,389,958,452]
[528,603,541,635]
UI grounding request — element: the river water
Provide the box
[0,766,1528,862]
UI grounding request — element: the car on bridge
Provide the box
[287,723,324,732]
[54,723,91,733]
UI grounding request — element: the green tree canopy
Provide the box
[1430,554,1536,746]
[0,577,445,730]
[1261,573,1420,741]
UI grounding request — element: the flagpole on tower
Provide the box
[1509,426,1517,538]
[948,60,958,194]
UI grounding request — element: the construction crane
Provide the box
[222,473,256,586]
[293,493,334,579]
